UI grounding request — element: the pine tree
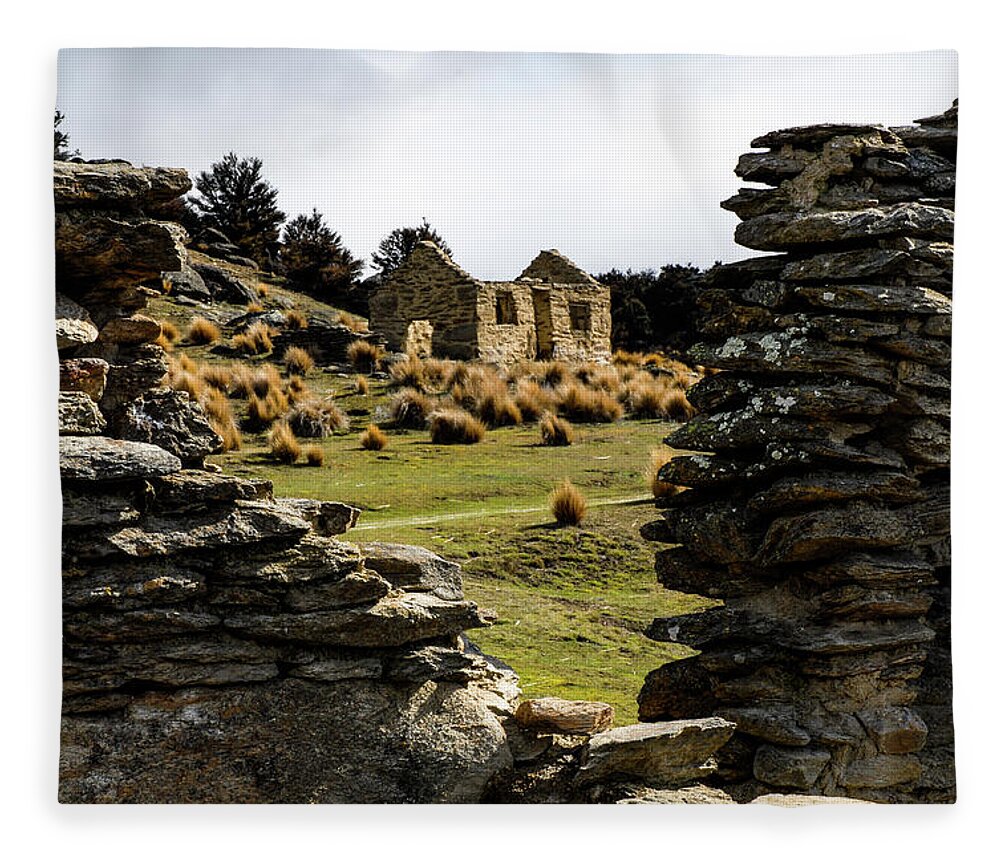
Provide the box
[281,209,364,296]
[54,111,79,161]
[371,218,452,278]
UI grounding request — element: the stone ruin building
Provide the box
[55,99,955,804]
[368,241,612,363]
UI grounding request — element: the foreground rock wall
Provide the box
[56,161,518,802]
[638,103,955,802]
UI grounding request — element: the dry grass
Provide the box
[389,388,436,429]
[246,387,290,430]
[287,400,350,437]
[304,445,324,466]
[389,354,427,390]
[557,382,624,423]
[429,408,486,444]
[422,358,452,389]
[157,320,181,345]
[187,317,221,346]
[646,448,684,499]
[347,339,384,372]
[539,360,570,388]
[338,313,369,333]
[200,388,242,452]
[257,283,269,298]
[283,346,315,376]
[355,375,370,395]
[662,388,696,421]
[167,362,204,402]
[285,309,309,330]
[232,321,274,355]
[360,423,388,451]
[285,375,311,403]
[540,413,574,446]
[550,479,587,526]
[514,379,559,422]
[268,420,300,464]
[246,301,265,314]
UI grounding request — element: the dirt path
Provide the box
[352,494,653,531]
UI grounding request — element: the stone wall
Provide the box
[637,102,955,802]
[56,162,520,803]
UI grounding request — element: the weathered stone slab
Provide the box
[62,560,205,610]
[717,707,811,746]
[577,718,735,786]
[119,389,222,463]
[359,542,464,600]
[148,471,272,511]
[746,471,924,515]
[60,357,109,401]
[56,292,99,351]
[53,160,191,209]
[58,391,106,435]
[284,570,391,612]
[515,697,614,735]
[62,485,143,529]
[98,314,162,346]
[60,436,181,483]
[841,754,921,788]
[274,498,360,536]
[750,124,900,149]
[753,745,830,789]
[797,283,951,315]
[781,248,948,284]
[857,707,928,754]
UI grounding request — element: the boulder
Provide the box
[359,542,464,600]
[118,389,222,463]
[161,265,212,302]
[56,293,99,351]
[753,745,831,789]
[515,697,614,735]
[58,391,106,435]
[98,314,162,346]
[273,498,360,536]
[60,357,109,401]
[192,261,259,305]
[59,436,181,483]
[53,160,191,210]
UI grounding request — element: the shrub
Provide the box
[662,388,696,421]
[283,346,315,376]
[268,420,300,464]
[347,339,383,372]
[232,321,273,355]
[304,445,324,466]
[246,387,290,430]
[389,388,435,429]
[360,423,388,451]
[200,388,241,452]
[287,400,349,437]
[187,317,221,345]
[557,382,623,423]
[550,479,586,526]
[285,309,309,330]
[429,408,486,444]
[388,354,426,390]
[540,413,574,446]
[646,448,684,499]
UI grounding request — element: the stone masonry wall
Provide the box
[56,162,520,803]
[637,102,955,802]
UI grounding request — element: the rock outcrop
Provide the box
[55,160,519,803]
[638,103,955,802]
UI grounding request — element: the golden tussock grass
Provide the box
[158,320,181,343]
[338,313,369,334]
[388,354,427,390]
[473,377,522,427]
[550,479,587,526]
[347,339,384,372]
[304,445,324,466]
[646,448,685,499]
[232,321,273,355]
[283,346,315,376]
[246,387,290,431]
[429,408,486,444]
[513,379,559,422]
[360,423,388,451]
[187,317,221,345]
[200,364,234,392]
[200,388,242,452]
[390,388,436,429]
[246,301,265,314]
[355,375,370,395]
[285,375,311,403]
[256,283,269,298]
[268,420,300,464]
[539,413,574,446]
[662,388,696,421]
[285,309,309,330]
[557,382,624,423]
[287,400,350,437]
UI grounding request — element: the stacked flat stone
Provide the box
[637,102,955,802]
[56,161,519,803]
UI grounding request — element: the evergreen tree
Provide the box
[281,208,364,296]
[191,153,286,267]
[371,218,452,278]
[54,111,79,161]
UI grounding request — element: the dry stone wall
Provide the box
[638,102,955,802]
[56,162,520,803]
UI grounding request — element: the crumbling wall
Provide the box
[475,280,538,363]
[368,241,481,358]
[638,102,955,802]
[56,162,518,803]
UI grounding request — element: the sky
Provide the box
[56,49,957,279]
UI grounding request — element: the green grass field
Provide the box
[151,281,711,724]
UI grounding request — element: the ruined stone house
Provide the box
[368,242,612,363]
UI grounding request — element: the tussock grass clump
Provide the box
[285,309,309,330]
[347,339,384,372]
[256,283,269,298]
[283,346,315,376]
[304,445,324,466]
[445,361,471,390]
[388,354,427,390]
[287,400,350,438]
[625,378,670,418]
[429,408,486,444]
[550,479,587,526]
[646,448,684,499]
[514,379,559,422]
[156,320,181,349]
[199,363,234,392]
[612,349,647,367]
[390,388,435,429]
[355,375,370,395]
[422,357,453,389]
[557,382,624,423]
[540,413,574,446]
[167,359,204,401]
[187,317,221,345]
[360,423,388,451]
[246,301,265,314]
[338,313,369,333]
[268,420,300,464]
[232,321,273,355]
[285,375,311,403]
[662,388,696,421]
[539,360,570,388]
[200,388,242,452]
[246,387,290,430]
[475,385,522,427]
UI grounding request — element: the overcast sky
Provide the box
[56,49,957,279]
